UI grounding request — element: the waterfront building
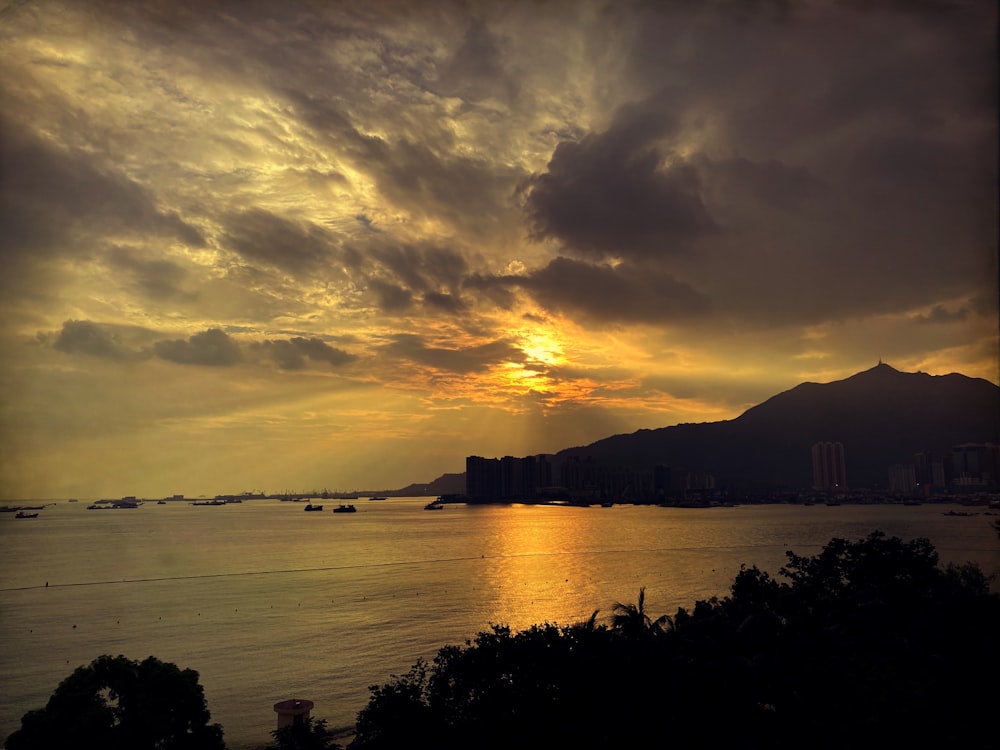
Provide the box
[811,441,848,491]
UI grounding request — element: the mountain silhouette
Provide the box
[554,363,1000,490]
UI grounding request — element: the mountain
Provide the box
[554,363,1000,490]
[392,473,466,497]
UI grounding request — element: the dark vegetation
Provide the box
[7,531,998,750]
[267,717,338,750]
[4,655,225,750]
[352,532,999,749]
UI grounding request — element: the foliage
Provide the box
[4,654,225,750]
[353,531,1000,750]
[610,585,672,637]
[268,717,339,750]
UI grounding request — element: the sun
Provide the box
[519,331,567,368]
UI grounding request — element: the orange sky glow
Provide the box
[0,0,996,499]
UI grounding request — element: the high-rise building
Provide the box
[888,463,916,495]
[811,441,847,490]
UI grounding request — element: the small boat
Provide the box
[15,511,38,518]
[333,504,357,513]
[424,501,443,510]
[368,496,387,501]
[304,504,324,511]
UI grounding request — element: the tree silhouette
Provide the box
[610,586,672,637]
[352,532,999,749]
[5,655,225,750]
[268,716,339,750]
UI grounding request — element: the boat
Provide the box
[87,500,140,509]
[304,504,324,511]
[332,504,357,513]
[424,501,443,510]
[15,511,38,518]
[368,496,387,501]
[191,500,227,506]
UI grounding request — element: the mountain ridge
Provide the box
[550,363,1000,491]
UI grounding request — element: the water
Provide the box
[2,498,997,749]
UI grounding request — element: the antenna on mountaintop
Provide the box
[878,357,883,365]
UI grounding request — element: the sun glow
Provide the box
[518,330,568,367]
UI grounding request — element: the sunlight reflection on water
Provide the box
[2,499,997,748]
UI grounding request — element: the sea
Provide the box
[2,498,998,749]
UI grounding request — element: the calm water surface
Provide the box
[2,498,998,748]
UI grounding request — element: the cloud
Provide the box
[52,320,133,360]
[423,291,468,314]
[261,337,356,370]
[469,256,711,325]
[384,333,520,373]
[154,328,243,367]
[0,116,204,261]
[222,208,339,275]
[914,305,971,325]
[106,248,196,301]
[367,279,414,312]
[519,100,715,260]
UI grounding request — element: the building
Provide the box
[888,463,917,495]
[273,699,313,730]
[811,441,848,491]
[952,443,1000,490]
[466,454,555,501]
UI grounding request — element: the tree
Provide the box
[268,717,339,750]
[352,532,999,749]
[4,655,225,750]
[610,586,672,638]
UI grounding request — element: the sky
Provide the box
[0,0,996,499]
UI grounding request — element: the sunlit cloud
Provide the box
[0,0,994,497]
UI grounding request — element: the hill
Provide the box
[554,363,1000,490]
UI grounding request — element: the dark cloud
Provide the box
[279,85,522,239]
[345,242,471,313]
[520,100,715,260]
[0,113,203,253]
[366,244,469,294]
[385,333,519,373]
[700,156,828,213]
[106,248,196,301]
[362,135,521,238]
[431,17,518,104]
[914,305,971,325]
[367,279,414,312]
[469,256,711,324]
[423,291,467,314]
[53,320,131,360]
[154,328,242,366]
[222,208,338,275]
[262,337,356,370]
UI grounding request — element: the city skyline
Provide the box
[1,0,997,499]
